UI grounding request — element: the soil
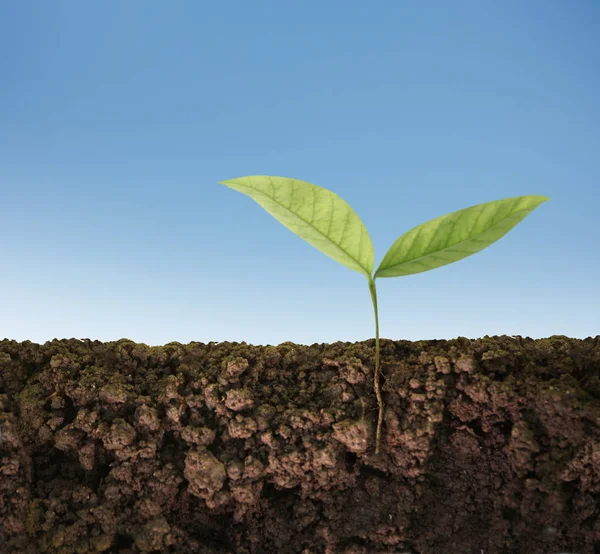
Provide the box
[0,335,599,554]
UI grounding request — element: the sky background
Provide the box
[1,1,598,347]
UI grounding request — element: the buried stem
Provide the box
[368,275,383,454]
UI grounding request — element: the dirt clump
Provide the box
[0,335,599,553]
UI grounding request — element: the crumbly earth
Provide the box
[0,336,599,554]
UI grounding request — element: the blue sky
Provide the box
[1,1,598,347]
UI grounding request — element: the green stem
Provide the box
[368,276,383,454]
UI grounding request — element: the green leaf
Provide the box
[374,195,550,279]
[219,176,375,277]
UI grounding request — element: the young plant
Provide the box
[218,175,550,454]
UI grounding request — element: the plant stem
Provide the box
[368,276,383,454]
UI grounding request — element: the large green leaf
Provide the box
[374,195,550,279]
[219,175,375,277]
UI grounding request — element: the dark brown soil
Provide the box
[1,335,599,554]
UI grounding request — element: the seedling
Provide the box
[218,175,549,454]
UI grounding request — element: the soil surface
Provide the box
[0,335,599,554]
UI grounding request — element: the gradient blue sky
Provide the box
[1,1,598,347]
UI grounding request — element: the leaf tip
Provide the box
[526,195,551,207]
[535,195,551,208]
